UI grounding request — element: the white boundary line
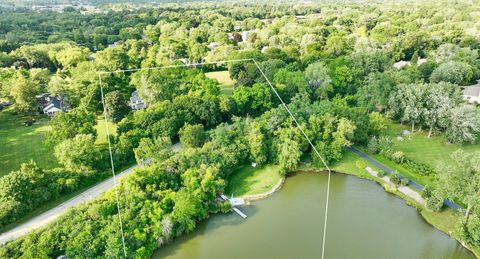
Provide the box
[251,59,332,259]
[98,58,332,258]
[98,75,128,258]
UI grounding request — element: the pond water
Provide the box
[153,173,474,259]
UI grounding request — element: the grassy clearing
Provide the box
[386,123,480,168]
[95,117,117,145]
[0,108,57,176]
[225,164,282,197]
[0,111,117,177]
[205,71,235,96]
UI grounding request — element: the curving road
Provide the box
[0,142,182,244]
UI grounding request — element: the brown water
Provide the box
[153,173,474,259]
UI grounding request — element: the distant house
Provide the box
[208,42,219,50]
[36,93,68,117]
[0,101,12,110]
[393,60,410,70]
[241,30,254,42]
[394,59,427,70]
[463,81,480,104]
[417,58,427,66]
[129,91,146,110]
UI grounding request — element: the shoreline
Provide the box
[241,177,285,202]
[237,167,479,258]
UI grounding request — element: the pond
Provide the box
[153,173,474,259]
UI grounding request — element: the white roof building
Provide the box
[130,91,146,110]
[463,81,480,104]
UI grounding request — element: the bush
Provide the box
[355,160,367,169]
[400,178,409,186]
[426,195,444,212]
[421,185,433,198]
[391,151,405,164]
[390,173,402,185]
[377,170,387,178]
[367,136,380,154]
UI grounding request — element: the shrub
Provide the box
[421,185,433,198]
[426,195,444,212]
[400,178,409,186]
[367,136,380,154]
[355,160,367,169]
[377,170,387,178]
[390,173,402,185]
[378,136,393,155]
[391,151,405,164]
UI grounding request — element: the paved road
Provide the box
[0,143,182,244]
[348,147,462,210]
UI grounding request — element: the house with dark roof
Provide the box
[129,91,146,110]
[36,93,68,117]
[463,80,480,104]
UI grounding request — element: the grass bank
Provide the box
[225,164,282,197]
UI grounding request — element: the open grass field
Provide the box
[95,117,117,145]
[205,71,235,96]
[225,164,282,197]
[0,108,57,176]
[385,123,480,169]
[0,111,117,177]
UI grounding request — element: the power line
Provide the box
[98,58,332,258]
[252,59,331,259]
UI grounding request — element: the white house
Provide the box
[36,93,68,117]
[463,81,480,104]
[129,90,146,110]
[393,60,410,70]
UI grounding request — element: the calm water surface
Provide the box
[153,173,474,259]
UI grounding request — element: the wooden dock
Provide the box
[220,194,248,219]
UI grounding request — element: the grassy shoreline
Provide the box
[235,151,479,258]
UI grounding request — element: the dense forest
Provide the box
[0,0,480,257]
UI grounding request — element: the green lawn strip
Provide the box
[386,123,480,168]
[95,117,117,145]
[205,71,235,96]
[225,164,282,197]
[356,146,435,188]
[0,108,58,176]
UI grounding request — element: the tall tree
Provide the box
[305,61,332,100]
[10,76,40,112]
[179,124,207,148]
[104,90,129,123]
[134,137,173,165]
[46,108,96,145]
[444,105,480,144]
[54,134,100,172]
[437,150,480,218]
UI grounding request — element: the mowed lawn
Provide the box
[0,109,57,176]
[0,110,117,177]
[205,71,235,96]
[95,117,117,145]
[225,164,282,197]
[385,123,480,169]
